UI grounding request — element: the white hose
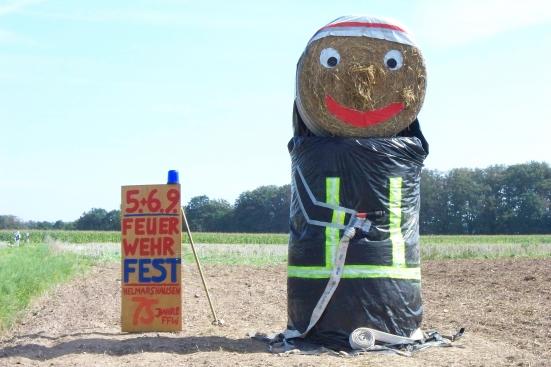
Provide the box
[284,224,357,340]
[349,328,376,350]
[349,327,424,349]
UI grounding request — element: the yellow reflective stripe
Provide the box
[325,177,343,268]
[289,176,416,280]
[334,209,346,224]
[389,177,405,267]
[288,265,420,280]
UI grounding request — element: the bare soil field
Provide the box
[1,259,549,366]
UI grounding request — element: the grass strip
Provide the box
[421,242,551,260]
[2,230,551,247]
[421,234,551,245]
[181,243,287,266]
[46,239,550,267]
[0,230,288,245]
[0,244,94,331]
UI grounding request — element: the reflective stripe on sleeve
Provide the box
[389,177,406,267]
[325,177,343,267]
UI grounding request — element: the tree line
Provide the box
[0,185,291,233]
[421,161,551,234]
[0,209,120,231]
[1,162,550,234]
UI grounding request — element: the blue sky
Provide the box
[1,0,550,221]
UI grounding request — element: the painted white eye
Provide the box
[320,48,340,68]
[384,50,403,70]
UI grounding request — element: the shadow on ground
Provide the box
[0,333,267,361]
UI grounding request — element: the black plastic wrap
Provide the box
[287,136,427,349]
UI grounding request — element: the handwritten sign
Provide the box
[121,184,182,332]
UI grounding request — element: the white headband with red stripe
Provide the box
[309,15,417,47]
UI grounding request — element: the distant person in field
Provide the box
[14,231,20,246]
[25,232,30,243]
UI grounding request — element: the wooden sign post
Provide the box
[120,184,182,332]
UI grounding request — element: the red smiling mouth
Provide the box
[325,95,404,128]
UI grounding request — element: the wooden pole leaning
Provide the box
[181,208,223,326]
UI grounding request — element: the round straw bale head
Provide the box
[296,36,426,137]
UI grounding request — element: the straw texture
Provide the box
[296,36,426,137]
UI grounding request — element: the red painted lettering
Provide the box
[159,217,169,233]
[168,217,179,235]
[158,217,178,235]
[141,237,162,256]
[131,297,158,325]
[146,218,156,234]
[122,218,133,235]
[135,217,145,235]
[133,237,176,256]
[163,237,175,256]
[125,217,179,236]
[161,316,179,325]
[123,238,139,256]
[155,306,180,317]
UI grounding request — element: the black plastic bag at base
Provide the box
[287,136,427,349]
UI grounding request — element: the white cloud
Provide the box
[30,8,192,25]
[0,0,43,16]
[27,3,265,30]
[413,0,551,46]
[36,8,263,29]
[0,0,44,44]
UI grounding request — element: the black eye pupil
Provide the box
[386,58,397,69]
[327,56,338,67]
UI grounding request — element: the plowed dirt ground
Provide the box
[1,259,550,366]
